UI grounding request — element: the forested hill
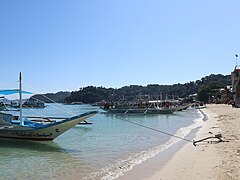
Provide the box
[64,74,231,104]
[31,91,71,103]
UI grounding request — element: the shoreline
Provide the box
[118,104,240,180]
[147,105,221,180]
[116,108,205,180]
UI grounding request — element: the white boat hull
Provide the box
[0,111,97,141]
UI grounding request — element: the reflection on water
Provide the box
[0,138,89,179]
[0,138,66,152]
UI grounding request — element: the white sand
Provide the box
[146,104,240,180]
[117,104,240,180]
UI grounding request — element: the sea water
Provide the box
[0,104,203,180]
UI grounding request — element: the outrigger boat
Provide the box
[103,102,190,115]
[0,73,97,141]
[105,108,176,114]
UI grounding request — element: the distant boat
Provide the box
[103,101,190,115]
[10,99,46,109]
[22,98,46,108]
[105,108,176,114]
[0,73,97,141]
[64,102,83,105]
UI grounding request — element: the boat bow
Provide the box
[0,111,98,141]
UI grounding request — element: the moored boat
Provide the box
[0,111,97,141]
[0,73,97,141]
[105,107,175,114]
[102,100,190,115]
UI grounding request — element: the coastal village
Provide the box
[231,65,240,107]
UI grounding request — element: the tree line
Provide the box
[64,74,231,104]
[31,91,71,103]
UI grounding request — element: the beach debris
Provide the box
[237,149,240,155]
[193,133,223,146]
[211,126,220,129]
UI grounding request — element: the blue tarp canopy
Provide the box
[0,89,33,95]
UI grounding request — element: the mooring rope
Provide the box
[31,96,75,116]
[24,83,76,116]
[35,94,76,116]
[112,111,226,146]
[114,116,193,143]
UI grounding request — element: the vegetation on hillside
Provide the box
[64,74,231,104]
[31,91,71,103]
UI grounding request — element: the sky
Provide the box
[0,0,239,94]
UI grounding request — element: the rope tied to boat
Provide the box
[114,116,225,146]
[115,116,193,143]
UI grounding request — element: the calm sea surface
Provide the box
[0,104,203,180]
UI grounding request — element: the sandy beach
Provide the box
[117,104,240,180]
[145,104,240,180]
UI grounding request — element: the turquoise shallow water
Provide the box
[0,104,203,179]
